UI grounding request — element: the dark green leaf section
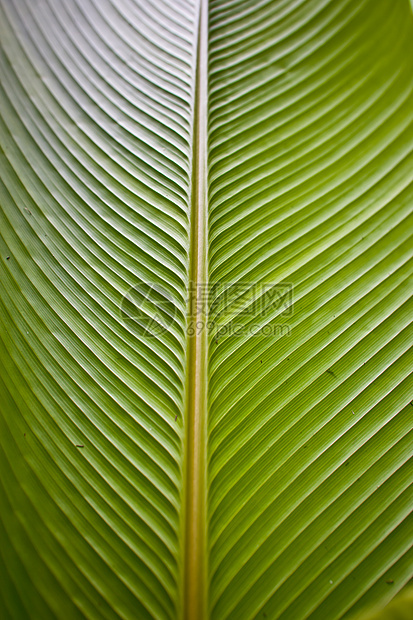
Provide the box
[0,0,197,618]
[207,1,413,618]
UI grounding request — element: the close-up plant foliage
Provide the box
[0,0,412,619]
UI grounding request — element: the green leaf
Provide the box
[0,1,412,619]
[350,586,413,620]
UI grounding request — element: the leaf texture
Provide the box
[0,0,197,618]
[0,1,412,619]
[207,0,413,618]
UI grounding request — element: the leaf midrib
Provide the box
[183,0,209,619]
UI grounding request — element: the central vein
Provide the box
[183,0,208,618]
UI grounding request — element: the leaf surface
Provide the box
[207,1,413,618]
[0,1,197,617]
[0,1,412,619]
